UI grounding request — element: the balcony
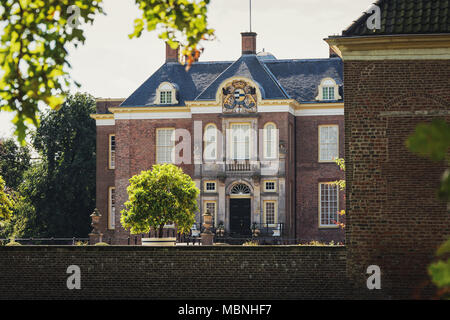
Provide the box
[226,160,251,172]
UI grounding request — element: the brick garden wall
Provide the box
[0,246,351,300]
[344,60,450,299]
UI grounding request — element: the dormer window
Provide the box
[155,82,178,105]
[160,90,172,104]
[316,78,341,101]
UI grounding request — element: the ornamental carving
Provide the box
[222,80,257,113]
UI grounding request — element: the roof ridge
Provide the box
[257,58,290,99]
[193,56,243,100]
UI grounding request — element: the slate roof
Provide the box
[119,54,343,108]
[341,0,450,37]
[121,61,232,107]
[196,54,289,100]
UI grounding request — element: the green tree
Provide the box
[0,0,213,142]
[0,175,14,224]
[121,164,199,237]
[0,138,31,190]
[25,93,97,237]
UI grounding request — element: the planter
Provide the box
[142,237,176,246]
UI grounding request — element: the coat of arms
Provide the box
[222,81,257,113]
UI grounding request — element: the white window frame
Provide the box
[230,123,251,160]
[319,183,339,228]
[156,128,175,164]
[263,122,278,160]
[318,125,339,162]
[204,200,217,227]
[204,181,217,193]
[108,187,116,230]
[155,82,179,105]
[263,200,278,227]
[109,134,116,169]
[316,78,341,101]
[204,124,218,161]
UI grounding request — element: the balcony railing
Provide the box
[226,160,251,172]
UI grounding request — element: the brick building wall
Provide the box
[0,246,350,300]
[344,60,450,299]
[296,115,345,243]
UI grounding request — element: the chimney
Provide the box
[329,46,339,58]
[166,42,179,63]
[241,32,257,55]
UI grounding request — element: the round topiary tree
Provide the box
[120,164,199,238]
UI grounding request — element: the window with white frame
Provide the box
[264,181,276,192]
[264,201,277,226]
[155,82,178,105]
[160,90,172,104]
[263,123,277,159]
[316,78,341,101]
[109,134,116,169]
[231,123,250,160]
[319,125,339,162]
[204,124,217,160]
[156,128,175,163]
[108,187,115,230]
[319,183,338,227]
[205,181,217,192]
[204,201,217,227]
[323,86,335,100]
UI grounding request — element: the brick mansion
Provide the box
[91,32,345,243]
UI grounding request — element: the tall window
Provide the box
[204,201,217,227]
[231,123,250,160]
[109,134,116,169]
[264,201,277,226]
[204,124,217,161]
[319,183,338,227]
[319,125,339,162]
[156,128,175,163]
[160,90,172,104]
[108,187,116,230]
[323,86,335,100]
[263,123,277,159]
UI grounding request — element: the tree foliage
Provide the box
[332,158,346,229]
[1,0,213,143]
[28,93,96,237]
[131,0,214,66]
[0,138,31,190]
[0,175,14,223]
[1,93,96,239]
[0,0,104,142]
[121,164,199,237]
[429,238,450,299]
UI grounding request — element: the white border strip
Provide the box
[115,112,192,120]
[295,108,344,116]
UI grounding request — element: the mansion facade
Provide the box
[92,32,345,244]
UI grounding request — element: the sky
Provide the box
[0,0,374,138]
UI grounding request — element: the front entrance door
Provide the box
[229,198,251,235]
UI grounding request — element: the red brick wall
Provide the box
[113,118,193,243]
[295,115,345,243]
[344,60,450,299]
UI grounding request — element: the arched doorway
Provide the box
[229,183,251,236]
